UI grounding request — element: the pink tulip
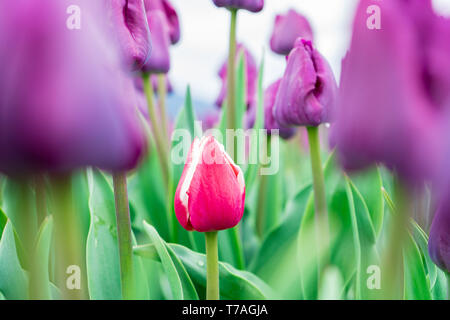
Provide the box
[174,136,245,232]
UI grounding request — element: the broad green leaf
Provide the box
[349,167,384,238]
[143,222,198,299]
[170,243,276,300]
[403,233,432,300]
[411,220,437,290]
[431,269,448,300]
[0,221,28,299]
[0,291,5,300]
[29,216,53,299]
[86,169,121,300]
[0,208,7,236]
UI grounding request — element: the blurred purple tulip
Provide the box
[107,0,152,70]
[270,9,314,56]
[330,0,449,184]
[144,0,180,45]
[212,0,263,13]
[216,44,258,109]
[246,79,297,140]
[142,9,171,74]
[429,198,450,273]
[0,0,146,174]
[273,39,337,128]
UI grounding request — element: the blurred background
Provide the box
[165,0,450,117]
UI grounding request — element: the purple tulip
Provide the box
[428,198,450,273]
[216,44,258,109]
[330,0,448,184]
[212,0,263,13]
[144,0,180,45]
[0,0,146,174]
[107,0,152,71]
[142,9,171,74]
[273,39,337,128]
[270,9,314,56]
[246,79,297,140]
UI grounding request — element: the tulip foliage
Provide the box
[0,0,449,301]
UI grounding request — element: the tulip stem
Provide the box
[157,73,169,143]
[50,173,86,300]
[34,174,47,226]
[227,8,238,132]
[381,177,409,299]
[142,72,170,185]
[306,126,329,278]
[205,231,219,300]
[112,171,135,300]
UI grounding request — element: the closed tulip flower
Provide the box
[216,44,258,109]
[212,0,263,13]
[270,9,314,56]
[174,136,245,232]
[142,9,171,74]
[273,39,338,128]
[107,0,151,70]
[330,0,448,183]
[0,0,146,174]
[144,0,180,44]
[246,79,297,139]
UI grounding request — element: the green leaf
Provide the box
[170,243,276,300]
[142,221,198,300]
[0,208,7,236]
[349,167,384,238]
[403,233,432,300]
[0,221,28,299]
[86,169,122,300]
[318,266,344,300]
[30,216,53,299]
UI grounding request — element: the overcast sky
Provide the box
[168,0,450,106]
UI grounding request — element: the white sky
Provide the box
[169,0,450,104]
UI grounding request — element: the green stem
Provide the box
[381,178,409,299]
[226,9,238,132]
[255,136,271,238]
[306,126,329,277]
[50,174,86,300]
[34,174,47,226]
[157,73,169,143]
[112,172,134,300]
[205,231,219,300]
[142,72,169,185]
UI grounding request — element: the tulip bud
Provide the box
[142,10,171,74]
[212,0,264,13]
[144,0,180,45]
[330,0,447,184]
[273,39,337,127]
[216,44,258,109]
[107,0,152,71]
[270,9,314,56]
[246,79,297,139]
[174,136,245,232]
[0,0,146,174]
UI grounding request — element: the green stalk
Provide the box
[205,231,219,300]
[112,172,134,300]
[142,72,169,185]
[381,178,409,299]
[255,136,271,238]
[50,174,86,300]
[226,9,238,132]
[157,73,169,143]
[306,126,329,276]
[34,174,47,226]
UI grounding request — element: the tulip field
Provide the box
[0,0,449,303]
